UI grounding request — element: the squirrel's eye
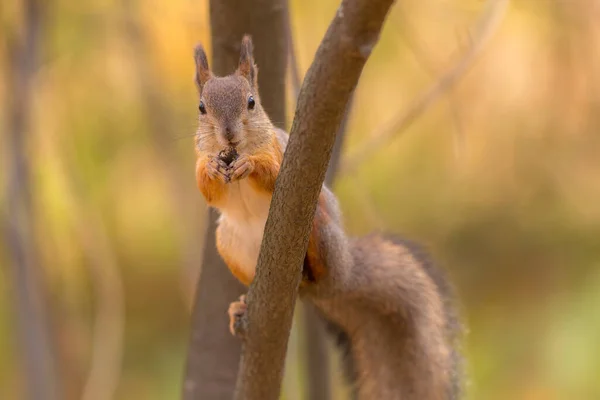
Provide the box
[199,101,207,115]
[247,95,255,110]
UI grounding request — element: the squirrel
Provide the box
[193,35,462,400]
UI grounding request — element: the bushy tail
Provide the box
[312,234,463,400]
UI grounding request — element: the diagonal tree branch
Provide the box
[233,1,395,399]
[339,0,509,176]
[398,11,467,161]
[285,3,343,399]
[300,93,355,400]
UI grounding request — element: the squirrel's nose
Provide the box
[224,126,234,141]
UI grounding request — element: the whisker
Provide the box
[170,135,198,142]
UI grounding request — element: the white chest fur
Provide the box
[217,179,272,278]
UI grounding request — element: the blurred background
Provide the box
[2,0,600,399]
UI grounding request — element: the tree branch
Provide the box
[183,209,246,400]
[398,12,466,161]
[76,201,125,400]
[300,304,331,400]
[285,0,302,101]
[3,0,62,399]
[303,91,355,400]
[339,0,509,176]
[325,94,354,187]
[285,3,355,399]
[209,0,288,127]
[233,1,395,399]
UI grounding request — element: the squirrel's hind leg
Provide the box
[228,294,247,337]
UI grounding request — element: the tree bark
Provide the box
[209,0,288,127]
[287,7,355,396]
[182,1,288,399]
[233,1,395,399]
[302,92,354,400]
[183,209,246,400]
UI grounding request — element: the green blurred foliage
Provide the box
[2,0,600,399]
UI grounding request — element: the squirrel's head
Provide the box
[194,35,272,154]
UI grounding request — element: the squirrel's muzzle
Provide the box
[224,126,234,141]
[220,121,242,146]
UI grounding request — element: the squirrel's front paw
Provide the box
[207,156,231,183]
[229,155,255,182]
[228,294,247,337]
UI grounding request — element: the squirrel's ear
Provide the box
[194,44,211,92]
[237,35,257,87]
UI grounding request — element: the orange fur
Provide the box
[198,135,329,286]
[196,157,227,206]
[305,192,329,282]
[248,136,283,193]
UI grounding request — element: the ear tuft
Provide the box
[237,35,257,86]
[194,44,211,91]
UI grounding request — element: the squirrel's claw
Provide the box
[207,156,231,183]
[228,294,247,337]
[229,155,254,182]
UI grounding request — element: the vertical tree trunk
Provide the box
[209,0,288,126]
[233,1,395,399]
[3,1,62,399]
[183,209,246,400]
[182,1,287,399]
[300,304,331,400]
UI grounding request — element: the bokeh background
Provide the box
[2,0,600,399]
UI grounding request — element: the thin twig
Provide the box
[353,178,386,229]
[69,172,124,400]
[339,0,509,176]
[78,221,125,400]
[399,12,466,161]
[286,0,302,101]
[325,93,355,187]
